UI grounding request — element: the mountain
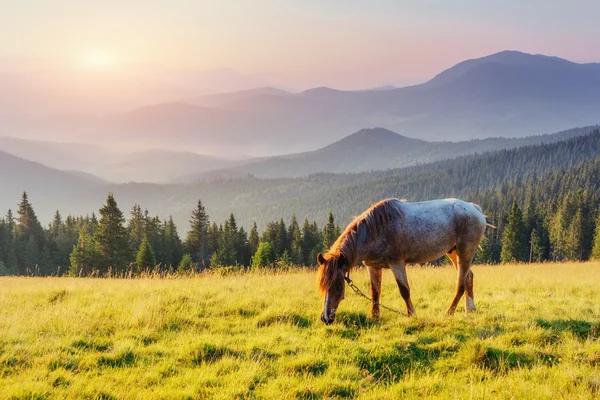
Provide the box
[0,150,103,219]
[6,51,600,155]
[0,136,242,183]
[218,125,599,178]
[102,149,239,183]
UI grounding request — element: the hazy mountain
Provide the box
[0,136,114,172]
[102,149,239,183]
[217,125,600,178]
[0,150,102,219]
[0,136,241,183]
[6,51,600,154]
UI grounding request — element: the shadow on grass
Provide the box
[71,339,112,353]
[97,350,137,368]
[188,343,240,365]
[337,312,378,329]
[356,341,449,383]
[536,318,600,340]
[256,313,311,328]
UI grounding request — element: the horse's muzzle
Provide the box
[320,312,335,325]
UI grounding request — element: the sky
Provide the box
[1,0,600,90]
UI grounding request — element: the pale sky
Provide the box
[1,0,600,89]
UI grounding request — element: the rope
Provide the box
[343,274,406,316]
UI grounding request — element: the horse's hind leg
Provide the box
[447,251,476,313]
[390,261,416,317]
[446,257,471,316]
[366,264,382,319]
[464,269,476,312]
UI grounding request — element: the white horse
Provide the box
[317,198,486,325]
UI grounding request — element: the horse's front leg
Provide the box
[366,264,382,319]
[390,261,416,317]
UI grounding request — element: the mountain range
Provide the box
[4,50,599,155]
[2,126,600,233]
[2,125,597,183]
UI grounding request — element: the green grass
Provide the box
[1,263,600,399]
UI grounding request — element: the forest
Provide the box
[1,129,600,276]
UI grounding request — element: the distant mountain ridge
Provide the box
[5,50,600,154]
[209,125,600,179]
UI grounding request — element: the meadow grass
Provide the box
[1,262,599,399]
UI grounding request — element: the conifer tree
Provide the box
[178,253,194,273]
[323,211,340,250]
[69,230,99,276]
[529,228,544,263]
[128,204,145,253]
[94,193,131,273]
[252,242,275,269]
[591,214,600,260]
[288,214,303,265]
[500,202,526,263]
[186,199,210,267]
[565,209,583,260]
[248,222,259,258]
[163,216,183,268]
[136,238,156,271]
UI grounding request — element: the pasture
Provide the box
[1,263,599,399]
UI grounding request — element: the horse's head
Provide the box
[317,252,349,325]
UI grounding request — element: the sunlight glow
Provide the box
[80,50,117,70]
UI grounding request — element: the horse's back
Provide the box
[392,198,486,263]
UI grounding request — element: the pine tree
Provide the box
[248,222,259,258]
[529,228,544,263]
[94,193,131,273]
[323,211,340,250]
[178,253,194,273]
[252,242,275,269]
[500,202,526,263]
[128,204,145,253]
[288,215,303,265]
[565,209,583,260]
[163,216,183,269]
[14,192,45,274]
[69,230,99,276]
[136,238,156,271]
[591,214,600,260]
[186,199,210,267]
[206,222,220,266]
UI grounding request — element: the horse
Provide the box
[317,198,486,325]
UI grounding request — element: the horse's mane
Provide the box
[317,198,404,293]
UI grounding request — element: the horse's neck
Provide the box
[348,222,373,266]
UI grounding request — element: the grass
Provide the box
[1,262,599,399]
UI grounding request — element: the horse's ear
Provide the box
[317,253,326,265]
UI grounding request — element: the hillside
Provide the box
[0,150,102,218]
[3,128,600,234]
[222,125,599,178]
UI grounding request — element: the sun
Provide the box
[80,49,117,70]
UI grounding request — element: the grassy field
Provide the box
[1,263,599,399]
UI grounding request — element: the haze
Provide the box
[3,1,600,91]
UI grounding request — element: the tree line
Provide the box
[0,192,341,276]
[3,130,600,275]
